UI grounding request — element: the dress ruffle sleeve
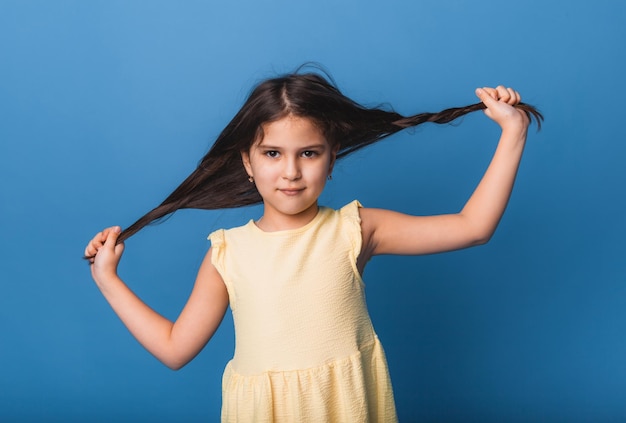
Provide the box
[207,229,226,277]
[339,200,364,281]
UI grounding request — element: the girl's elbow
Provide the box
[158,348,193,370]
[458,215,496,247]
[468,228,495,247]
[168,363,186,371]
[473,235,492,246]
[163,357,190,371]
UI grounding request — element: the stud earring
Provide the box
[327,174,333,181]
[248,176,254,183]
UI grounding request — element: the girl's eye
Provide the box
[302,151,318,158]
[265,151,279,158]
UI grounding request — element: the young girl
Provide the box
[85,70,541,422]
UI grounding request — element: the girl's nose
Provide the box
[283,157,301,181]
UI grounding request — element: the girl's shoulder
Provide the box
[207,219,255,244]
[338,199,362,216]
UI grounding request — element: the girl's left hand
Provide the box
[475,86,530,132]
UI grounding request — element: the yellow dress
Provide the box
[208,201,398,422]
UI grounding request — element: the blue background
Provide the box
[1,1,625,422]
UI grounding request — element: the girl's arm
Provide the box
[84,227,229,370]
[359,86,530,260]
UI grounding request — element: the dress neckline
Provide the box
[247,206,328,236]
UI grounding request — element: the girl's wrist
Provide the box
[93,271,122,291]
[501,126,527,139]
[501,119,528,138]
[499,126,528,152]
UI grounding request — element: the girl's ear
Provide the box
[241,150,253,177]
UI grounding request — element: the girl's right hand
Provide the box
[84,226,125,284]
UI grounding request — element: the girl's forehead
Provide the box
[264,115,319,132]
[256,116,328,146]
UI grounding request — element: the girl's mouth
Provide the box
[279,188,304,196]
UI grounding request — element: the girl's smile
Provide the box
[279,188,304,196]
[241,115,336,231]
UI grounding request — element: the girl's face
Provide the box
[241,115,337,231]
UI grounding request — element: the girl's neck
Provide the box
[254,203,320,232]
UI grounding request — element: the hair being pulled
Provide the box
[112,68,543,244]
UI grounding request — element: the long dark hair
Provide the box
[115,68,543,244]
